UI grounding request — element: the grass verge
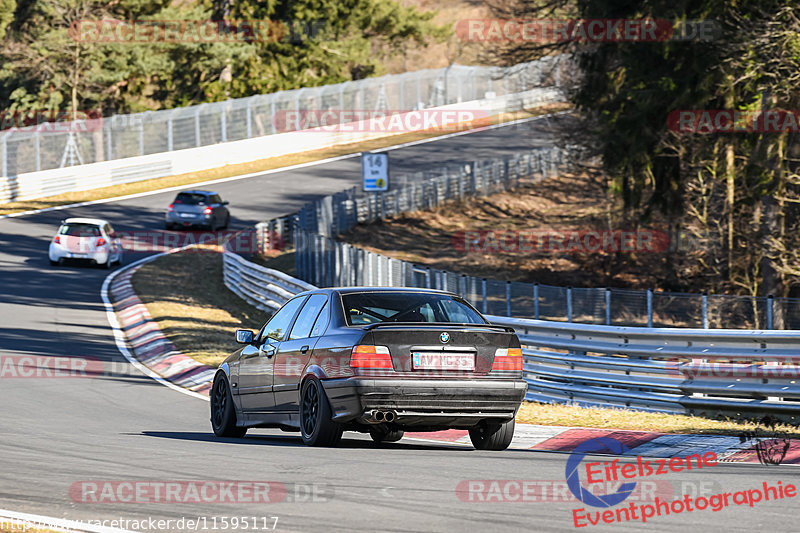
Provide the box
[0,106,569,217]
[130,247,266,368]
[130,247,799,436]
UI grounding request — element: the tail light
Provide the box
[491,347,523,371]
[203,206,213,215]
[96,238,106,247]
[168,203,174,211]
[54,236,61,244]
[350,345,392,369]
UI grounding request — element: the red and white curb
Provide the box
[101,246,214,401]
[405,425,800,464]
[109,265,215,396]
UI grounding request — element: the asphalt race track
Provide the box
[1,116,796,532]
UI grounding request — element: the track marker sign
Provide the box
[362,152,389,192]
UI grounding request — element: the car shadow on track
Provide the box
[138,431,467,451]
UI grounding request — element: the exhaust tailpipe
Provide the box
[372,410,385,422]
[383,411,396,423]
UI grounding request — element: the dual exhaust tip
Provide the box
[370,409,396,423]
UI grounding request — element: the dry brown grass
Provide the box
[339,170,677,290]
[516,402,800,437]
[130,248,266,367]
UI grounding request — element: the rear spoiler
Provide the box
[363,322,516,333]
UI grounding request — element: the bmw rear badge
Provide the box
[440,332,450,343]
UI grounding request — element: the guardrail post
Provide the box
[566,286,573,322]
[702,293,709,329]
[506,281,512,316]
[194,106,202,147]
[139,117,144,155]
[482,278,488,314]
[460,274,467,298]
[767,295,774,330]
[605,288,611,325]
[425,267,432,289]
[647,288,653,328]
[221,105,227,143]
[470,161,477,193]
[533,283,539,320]
[34,132,40,171]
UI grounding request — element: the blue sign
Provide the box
[362,152,389,192]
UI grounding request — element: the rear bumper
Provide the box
[166,212,211,226]
[322,378,527,428]
[49,244,108,263]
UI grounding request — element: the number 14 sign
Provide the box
[362,152,389,192]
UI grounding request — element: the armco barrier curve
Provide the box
[221,240,800,423]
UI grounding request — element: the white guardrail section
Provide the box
[0,56,570,203]
[221,241,800,423]
[222,244,315,312]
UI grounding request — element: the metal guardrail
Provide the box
[222,243,315,312]
[220,244,800,422]
[489,315,800,422]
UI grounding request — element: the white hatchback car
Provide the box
[49,218,123,268]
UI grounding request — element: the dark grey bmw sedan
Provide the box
[210,287,527,449]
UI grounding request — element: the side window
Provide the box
[310,302,330,337]
[289,294,328,340]
[210,194,222,204]
[260,296,307,343]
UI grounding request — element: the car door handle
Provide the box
[300,345,310,354]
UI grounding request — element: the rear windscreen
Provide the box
[341,292,486,326]
[174,193,207,205]
[58,223,100,237]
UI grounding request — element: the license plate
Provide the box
[179,213,193,218]
[412,352,474,371]
[68,252,87,258]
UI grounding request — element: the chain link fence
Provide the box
[243,141,800,330]
[1,55,571,177]
[293,230,800,329]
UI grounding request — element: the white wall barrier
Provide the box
[0,84,565,204]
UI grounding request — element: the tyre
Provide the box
[165,223,175,230]
[299,377,343,447]
[370,428,404,443]
[49,259,58,266]
[223,214,230,230]
[210,374,247,438]
[469,418,515,451]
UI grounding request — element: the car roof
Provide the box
[177,190,216,195]
[301,287,456,296]
[61,218,109,226]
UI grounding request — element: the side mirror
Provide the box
[235,329,254,344]
[222,201,229,206]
